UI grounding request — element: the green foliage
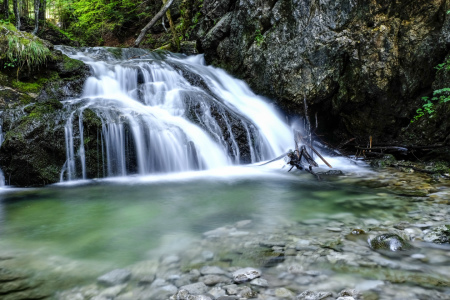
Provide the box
[177,0,203,42]
[67,0,141,45]
[412,59,450,123]
[412,88,450,122]
[6,35,51,69]
[254,29,264,46]
[3,58,17,68]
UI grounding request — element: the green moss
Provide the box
[106,47,123,59]
[12,80,44,94]
[62,55,85,72]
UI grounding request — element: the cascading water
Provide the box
[57,46,293,181]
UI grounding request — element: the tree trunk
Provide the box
[163,0,179,51]
[32,0,39,34]
[134,0,174,48]
[1,0,8,19]
[38,0,44,21]
[13,0,20,30]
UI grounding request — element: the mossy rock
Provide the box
[368,233,413,252]
[369,154,397,168]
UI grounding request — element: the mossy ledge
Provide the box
[0,23,90,186]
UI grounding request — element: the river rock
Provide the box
[423,225,450,244]
[200,274,231,286]
[250,278,269,287]
[368,233,413,251]
[179,282,208,294]
[97,269,131,287]
[232,267,261,283]
[296,290,333,300]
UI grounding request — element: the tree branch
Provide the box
[134,0,175,48]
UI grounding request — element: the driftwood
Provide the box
[295,131,332,168]
[259,130,335,180]
[134,0,175,48]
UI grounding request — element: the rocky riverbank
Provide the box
[0,166,448,300]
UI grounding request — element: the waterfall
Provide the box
[57,47,292,181]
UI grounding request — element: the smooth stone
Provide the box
[179,282,208,295]
[250,278,269,287]
[208,287,227,298]
[97,269,131,287]
[200,274,231,286]
[223,284,238,295]
[95,285,126,299]
[237,286,255,298]
[296,290,333,300]
[275,287,295,298]
[138,275,156,285]
[146,284,178,300]
[151,278,168,288]
[232,267,261,283]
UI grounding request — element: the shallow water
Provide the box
[0,165,449,299]
[0,167,367,265]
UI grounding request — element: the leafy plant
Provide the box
[4,58,17,69]
[254,29,264,46]
[412,88,450,122]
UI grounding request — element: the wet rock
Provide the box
[296,290,333,300]
[368,233,413,251]
[97,269,131,287]
[232,267,261,283]
[423,225,450,244]
[92,284,126,300]
[275,287,296,298]
[199,274,231,286]
[338,289,361,300]
[144,284,178,300]
[179,282,208,295]
[208,287,227,298]
[351,229,366,235]
[250,278,269,287]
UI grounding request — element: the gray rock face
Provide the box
[197,0,450,147]
[97,269,132,287]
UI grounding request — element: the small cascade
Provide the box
[0,123,5,186]
[58,47,292,180]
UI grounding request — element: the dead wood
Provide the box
[134,0,175,48]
